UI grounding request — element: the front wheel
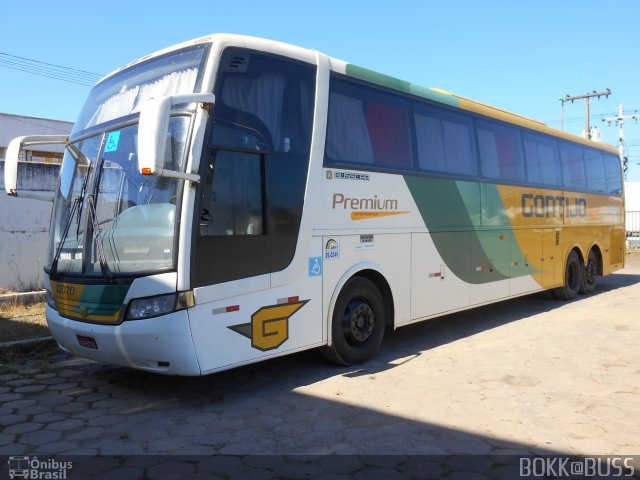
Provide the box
[322,276,386,366]
[553,250,583,300]
[579,249,598,295]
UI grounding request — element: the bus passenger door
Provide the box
[187,47,318,372]
[194,148,270,287]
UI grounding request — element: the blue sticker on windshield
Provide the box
[104,131,121,153]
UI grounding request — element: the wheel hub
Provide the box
[343,300,374,344]
[586,260,596,284]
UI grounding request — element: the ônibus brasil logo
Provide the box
[8,456,72,479]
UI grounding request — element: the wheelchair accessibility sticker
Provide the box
[308,257,322,277]
[104,131,121,153]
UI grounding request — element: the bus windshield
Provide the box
[47,43,210,278]
[48,116,190,276]
[72,43,209,135]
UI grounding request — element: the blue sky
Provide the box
[2,0,640,180]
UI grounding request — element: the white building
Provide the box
[0,112,73,163]
[0,113,73,291]
[625,181,640,211]
[626,182,640,245]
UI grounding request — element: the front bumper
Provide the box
[46,305,201,375]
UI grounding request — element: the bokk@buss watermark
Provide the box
[520,456,635,478]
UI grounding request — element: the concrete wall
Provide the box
[0,113,73,156]
[0,161,59,291]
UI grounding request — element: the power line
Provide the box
[0,52,102,77]
[0,57,98,83]
[0,60,97,86]
[0,52,103,87]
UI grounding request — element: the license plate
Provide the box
[77,335,98,349]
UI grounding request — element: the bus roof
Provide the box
[340,62,618,155]
[98,33,618,155]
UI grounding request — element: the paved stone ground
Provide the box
[1,256,640,478]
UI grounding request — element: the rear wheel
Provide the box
[580,249,598,294]
[322,276,386,366]
[553,251,582,300]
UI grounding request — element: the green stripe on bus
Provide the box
[78,284,130,316]
[345,64,460,108]
[476,183,539,277]
[404,175,507,284]
[404,176,538,282]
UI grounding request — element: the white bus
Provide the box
[4,34,624,375]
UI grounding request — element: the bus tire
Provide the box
[553,251,582,300]
[322,276,386,366]
[580,249,598,294]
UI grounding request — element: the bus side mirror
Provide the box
[137,93,215,183]
[4,135,68,201]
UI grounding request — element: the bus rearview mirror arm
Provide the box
[137,93,215,183]
[4,135,68,201]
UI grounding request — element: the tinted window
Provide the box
[559,143,586,190]
[583,148,606,194]
[194,50,316,286]
[325,77,412,169]
[200,151,264,236]
[215,49,315,154]
[477,120,525,182]
[523,133,561,187]
[414,103,476,176]
[604,153,622,195]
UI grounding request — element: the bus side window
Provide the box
[414,102,476,176]
[325,77,412,169]
[560,143,586,190]
[193,48,316,286]
[604,153,622,195]
[326,91,375,164]
[200,150,265,236]
[584,148,606,194]
[523,133,561,187]
[478,120,525,182]
[365,101,412,168]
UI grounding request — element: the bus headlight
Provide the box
[126,291,194,320]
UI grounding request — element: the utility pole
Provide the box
[602,104,639,178]
[559,89,611,139]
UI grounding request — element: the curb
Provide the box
[0,336,54,348]
[0,290,47,308]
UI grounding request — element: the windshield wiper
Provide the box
[49,196,80,277]
[88,155,117,280]
[86,192,113,280]
[50,150,93,278]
